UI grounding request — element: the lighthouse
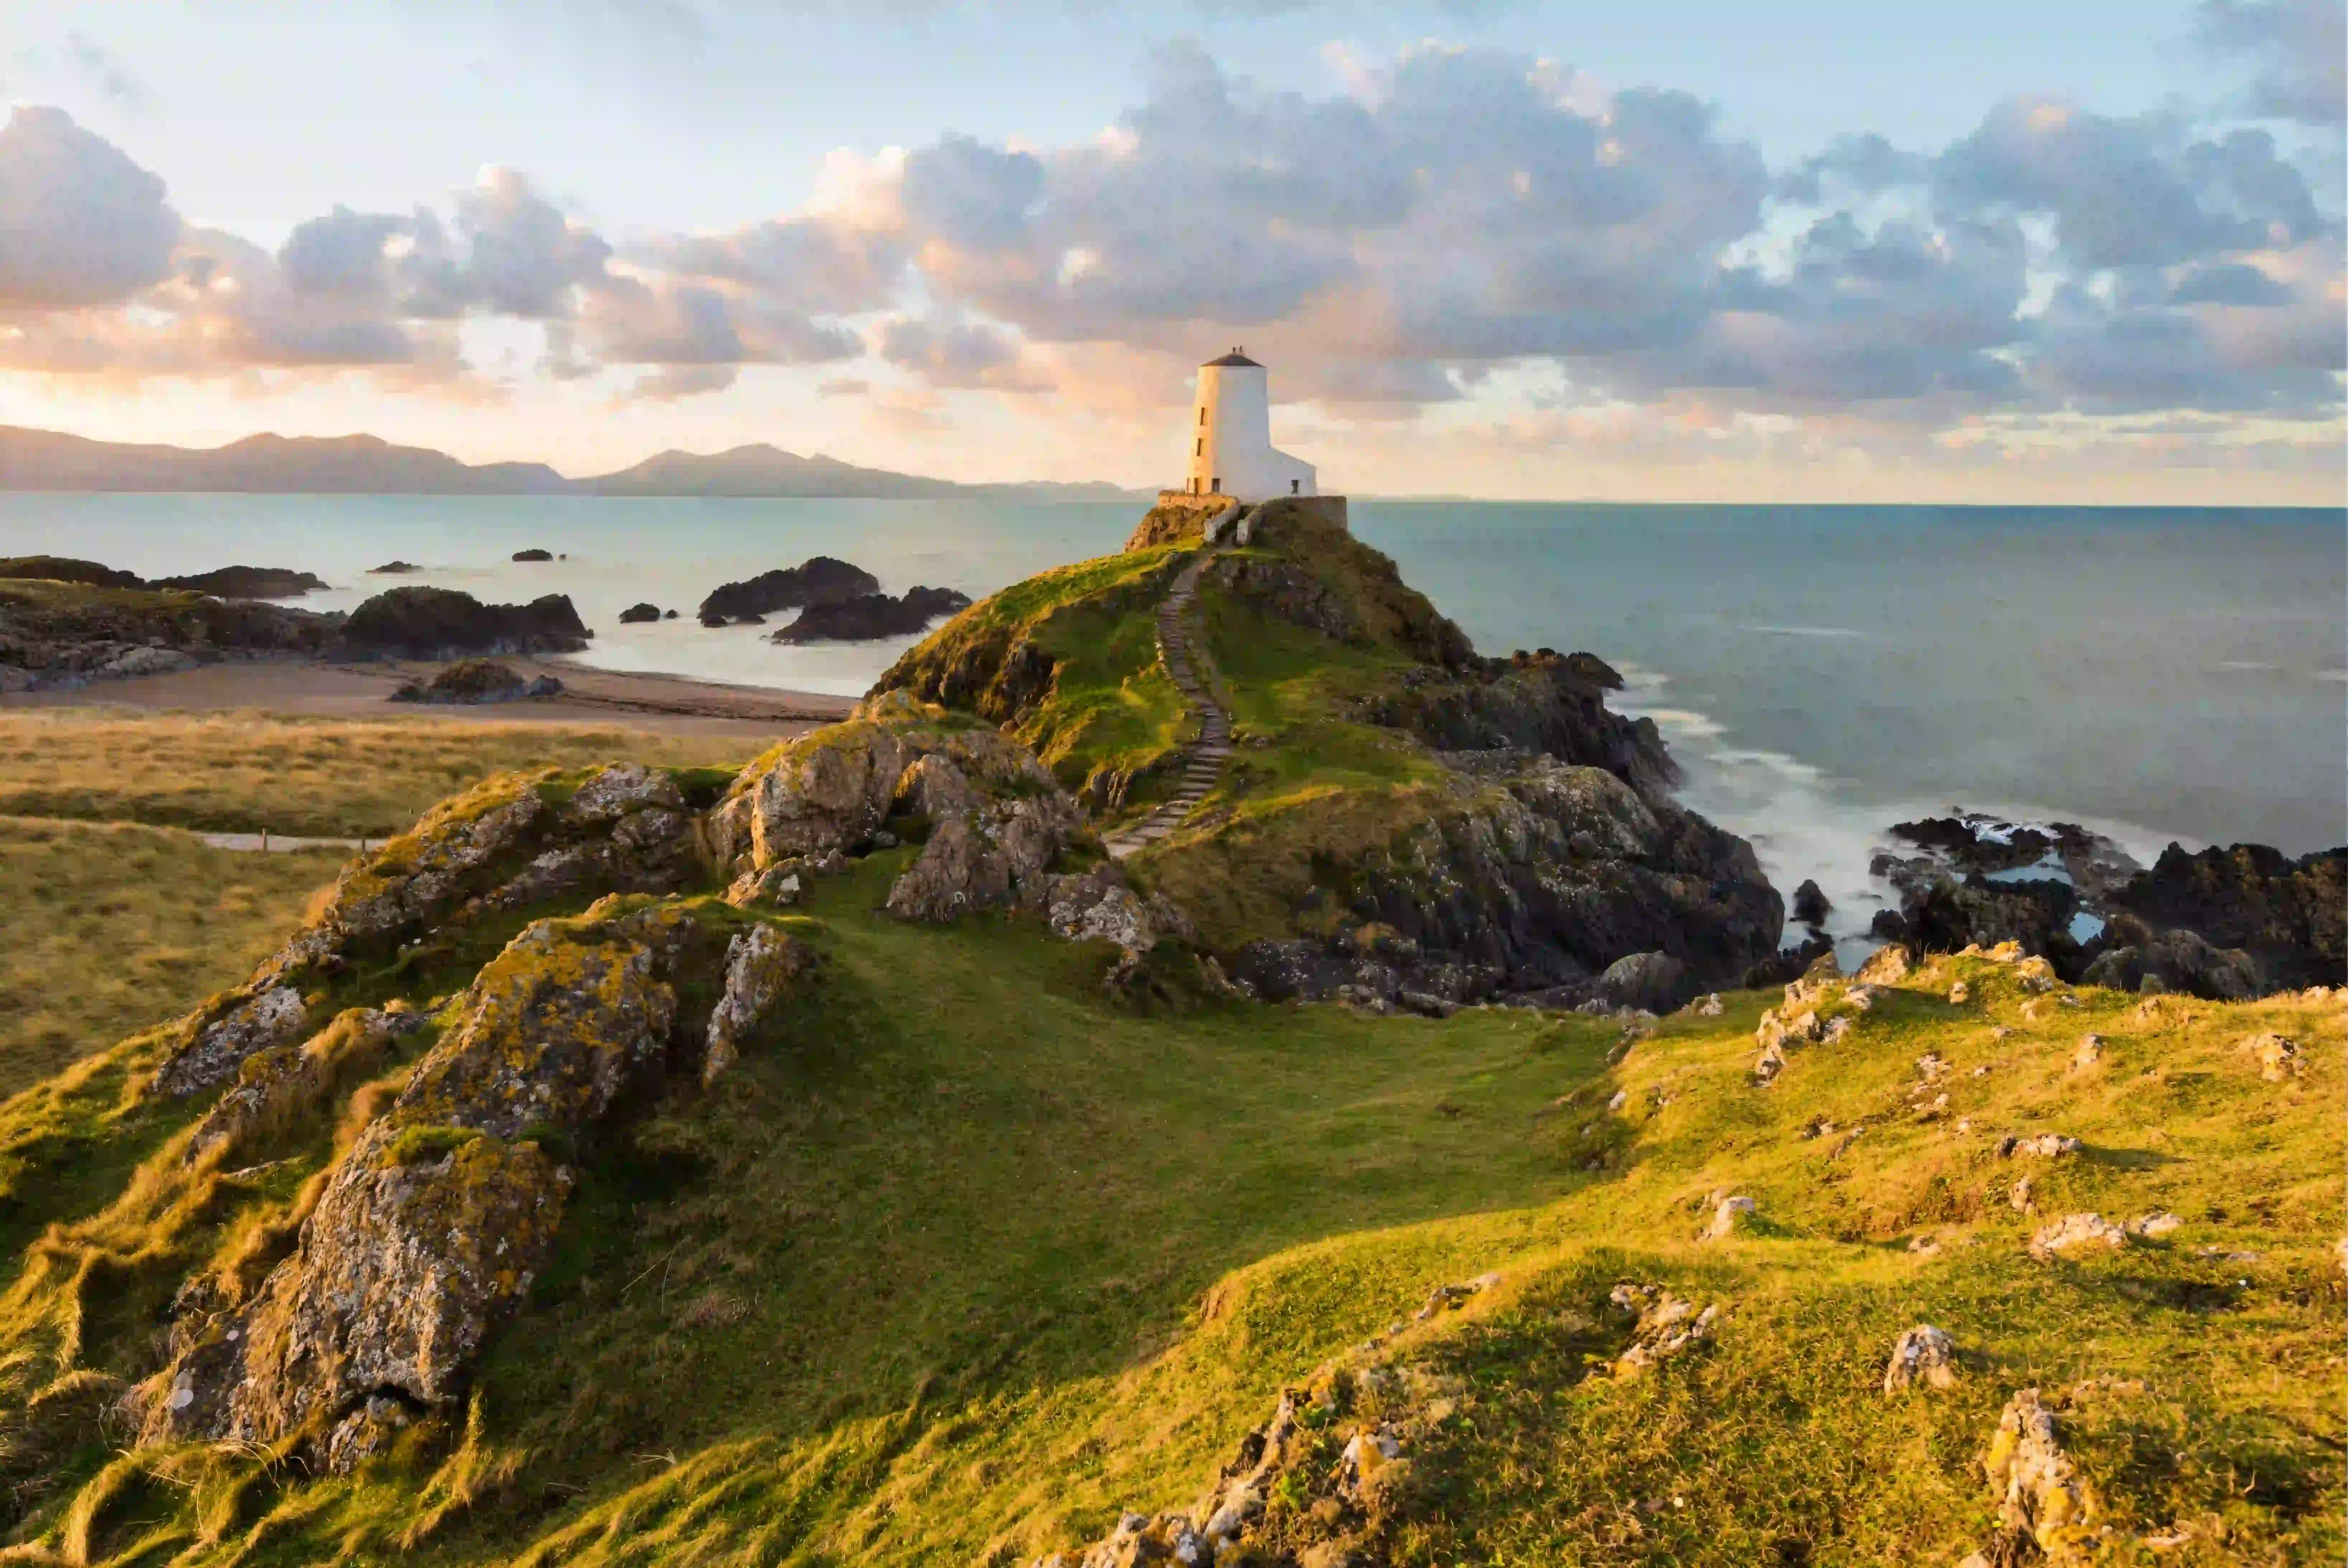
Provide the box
[1183,349,1316,503]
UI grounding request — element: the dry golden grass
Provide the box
[0,816,347,1097]
[0,709,755,837]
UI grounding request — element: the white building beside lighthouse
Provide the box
[1182,349,1315,502]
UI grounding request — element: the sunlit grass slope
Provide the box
[0,818,346,1096]
[0,710,752,838]
[11,845,2338,1567]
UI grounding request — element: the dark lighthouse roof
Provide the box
[1203,348,1262,367]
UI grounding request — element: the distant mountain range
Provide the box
[0,425,1151,501]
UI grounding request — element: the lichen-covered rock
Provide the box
[1592,950,1691,1012]
[2244,1031,2301,1080]
[1609,1281,1723,1376]
[151,986,310,1099]
[1966,1388,2096,1565]
[183,1007,416,1164]
[703,923,813,1086]
[1854,943,1911,985]
[2028,1212,2127,1260]
[1998,1132,2083,1159]
[139,903,732,1464]
[1045,865,1194,954]
[1706,1195,1756,1239]
[1882,1324,1959,1392]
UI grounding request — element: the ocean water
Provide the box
[6,492,2341,949]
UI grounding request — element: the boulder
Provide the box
[340,586,590,658]
[1592,951,1692,1012]
[1706,1195,1756,1238]
[2028,1213,2127,1260]
[151,986,310,1099]
[697,557,880,622]
[1882,1324,1958,1392]
[1969,1388,2095,1566]
[388,658,549,705]
[1609,1281,1723,1376]
[1791,879,1831,927]
[368,561,420,574]
[702,923,814,1086]
[617,602,663,624]
[511,548,553,562]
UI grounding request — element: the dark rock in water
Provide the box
[2106,842,2345,990]
[698,611,728,628]
[368,561,420,574]
[662,609,677,619]
[1792,879,1831,927]
[153,566,332,599]
[735,613,766,625]
[769,586,973,643]
[512,548,553,562]
[341,586,590,658]
[1900,874,2078,962]
[1869,908,1909,941]
[698,556,879,622]
[1742,931,1834,990]
[1890,814,2056,875]
[388,659,562,705]
[0,556,146,589]
[617,602,662,624]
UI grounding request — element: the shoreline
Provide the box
[0,655,857,739]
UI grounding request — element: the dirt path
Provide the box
[1105,549,1235,859]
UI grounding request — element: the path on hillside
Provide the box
[1104,546,1236,859]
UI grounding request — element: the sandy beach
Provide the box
[0,656,856,739]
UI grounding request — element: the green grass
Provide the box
[0,710,754,837]
[9,849,2336,1565]
[0,817,346,1096]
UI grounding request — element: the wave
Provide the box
[1739,623,1867,639]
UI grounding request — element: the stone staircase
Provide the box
[1104,543,1237,859]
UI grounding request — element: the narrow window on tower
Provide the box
[1195,439,1203,456]
[1198,408,1206,425]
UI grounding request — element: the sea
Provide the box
[6,493,2342,954]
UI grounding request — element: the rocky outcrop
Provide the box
[339,586,590,658]
[0,576,340,689]
[152,566,331,599]
[2106,842,2345,990]
[617,602,663,624]
[147,763,705,1098]
[1230,756,1781,1007]
[1359,653,1676,794]
[511,548,553,562]
[697,557,879,622]
[767,586,972,643]
[138,901,786,1467]
[369,560,420,574]
[1964,1389,2096,1567]
[708,695,1092,926]
[389,658,562,705]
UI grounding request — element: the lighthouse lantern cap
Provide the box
[1202,346,1263,367]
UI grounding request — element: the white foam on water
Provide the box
[1739,623,1869,639]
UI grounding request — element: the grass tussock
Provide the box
[0,710,752,837]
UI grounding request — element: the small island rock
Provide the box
[617,603,663,624]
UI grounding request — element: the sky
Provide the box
[0,0,2341,501]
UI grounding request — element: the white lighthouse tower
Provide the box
[1183,349,1315,503]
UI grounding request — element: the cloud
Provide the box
[875,312,1045,389]
[2195,0,2347,126]
[0,106,178,309]
[62,32,150,109]
[455,167,612,318]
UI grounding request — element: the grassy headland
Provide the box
[0,513,2335,1567]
